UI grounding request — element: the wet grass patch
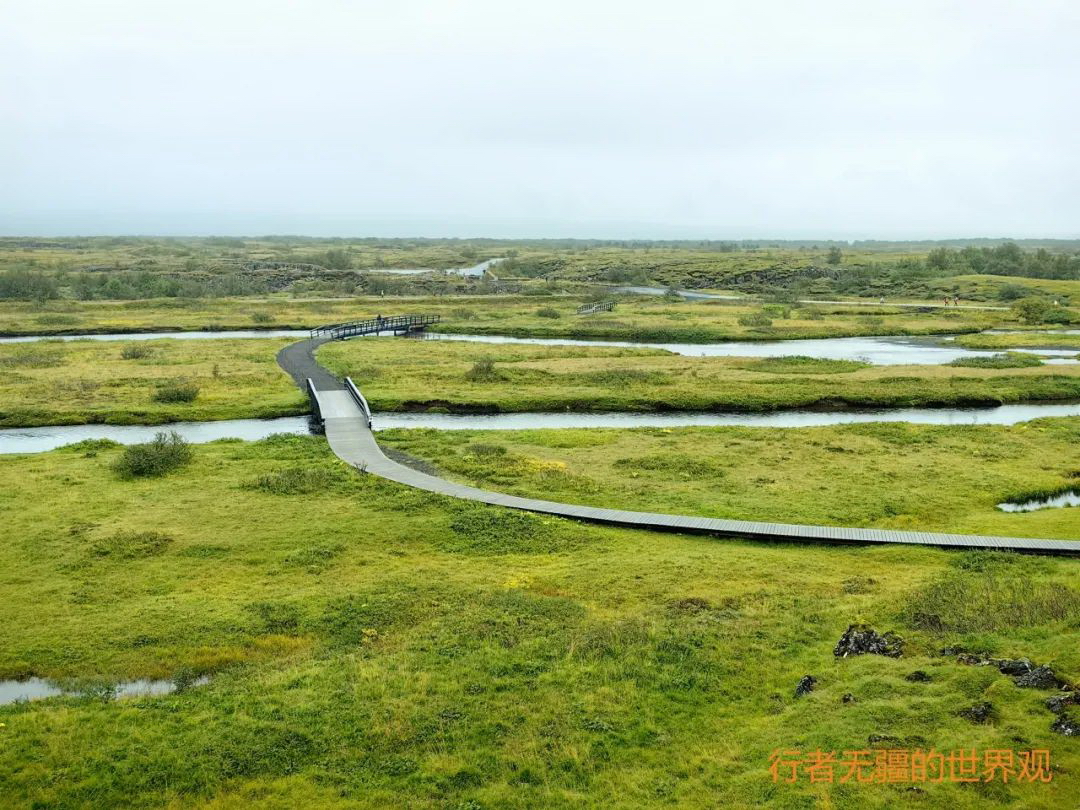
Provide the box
[948,352,1045,369]
[442,504,585,554]
[613,453,726,477]
[903,552,1080,633]
[735,355,870,374]
[89,530,173,559]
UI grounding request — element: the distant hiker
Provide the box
[879,296,885,304]
[953,296,960,306]
[943,297,950,307]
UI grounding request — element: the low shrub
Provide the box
[152,383,200,403]
[120,343,153,360]
[464,357,501,382]
[535,307,561,319]
[113,431,193,478]
[737,312,772,328]
[250,312,274,324]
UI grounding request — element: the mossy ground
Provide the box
[320,338,1080,414]
[377,419,1080,540]
[0,435,1077,808]
[0,338,306,426]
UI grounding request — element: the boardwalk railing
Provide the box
[344,377,373,428]
[306,378,325,433]
[310,314,440,340]
[577,301,615,315]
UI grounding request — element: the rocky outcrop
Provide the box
[955,655,1066,690]
[794,675,817,698]
[959,702,995,724]
[833,624,903,658]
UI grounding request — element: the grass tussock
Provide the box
[89,530,173,559]
[119,343,154,360]
[443,505,583,554]
[0,346,66,368]
[246,467,338,495]
[948,352,1044,369]
[113,431,193,478]
[464,356,501,382]
[904,553,1080,633]
[613,453,725,477]
[152,382,200,403]
[736,355,870,374]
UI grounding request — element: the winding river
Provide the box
[3,328,1077,365]
[2,326,1078,455]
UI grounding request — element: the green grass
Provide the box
[955,332,1080,351]
[0,337,306,426]
[947,352,1045,369]
[734,355,871,374]
[319,338,1080,414]
[376,418,1080,540]
[1,434,1079,808]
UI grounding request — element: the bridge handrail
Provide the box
[306,378,325,431]
[310,314,440,340]
[577,301,616,315]
[343,377,373,427]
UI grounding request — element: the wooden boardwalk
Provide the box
[278,334,1080,554]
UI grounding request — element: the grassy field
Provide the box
[319,338,1080,414]
[955,332,1080,351]
[377,420,1080,540]
[7,334,1078,429]
[0,338,305,426]
[1,434,1078,808]
[0,293,1008,339]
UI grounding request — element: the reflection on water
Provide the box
[419,332,1077,365]
[373,403,1080,432]
[0,676,209,705]
[2,326,1076,366]
[4,404,1080,455]
[0,417,311,454]
[997,490,1080,513]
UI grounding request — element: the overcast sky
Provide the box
[2,1,1078,239]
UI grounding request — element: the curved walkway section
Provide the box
[278,337,1080,554]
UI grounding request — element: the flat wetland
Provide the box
[2,243,1079,808]
[1,435,1078,808]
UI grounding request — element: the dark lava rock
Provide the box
[1051,713,1080,736]
[905,670,932,683]
[841,693,856,704]
[1046,694,1078,714]
[833,624,903,658]
[996,658,1034,676]
[1014,665,1063,690]
[794,675,817,698]
[959,702,995,724]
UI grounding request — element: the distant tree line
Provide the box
[924,242,1078,280]
[69,271,271,300]
[0,269,60,302]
